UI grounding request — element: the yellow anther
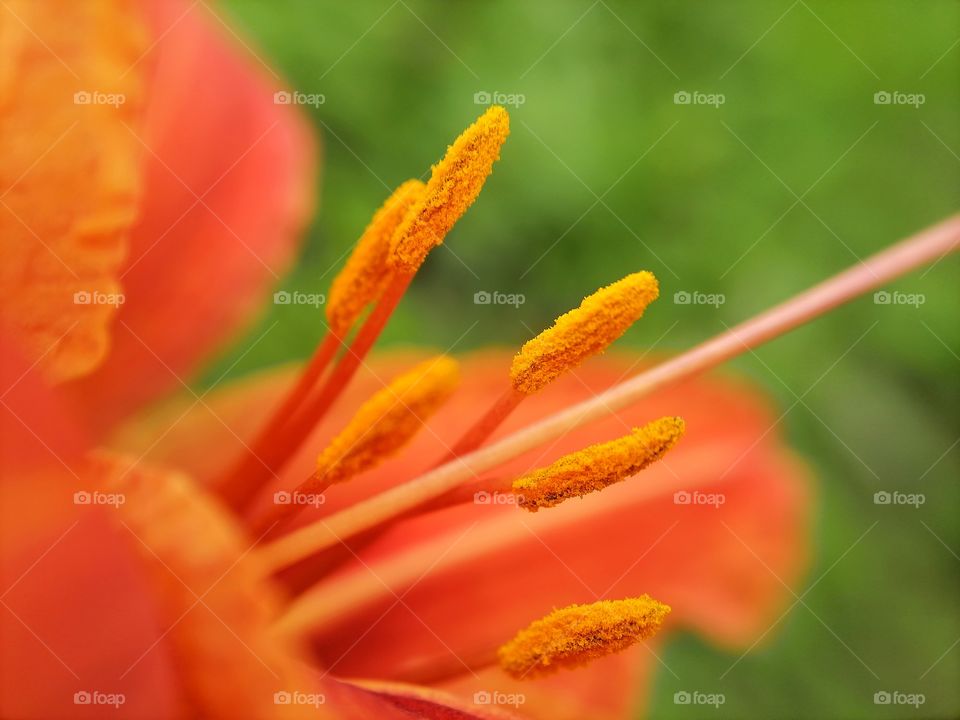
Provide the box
[314,356,459,485]
[512,416,684,511]
[392,106,510,272]
[510,272,659,395]
[326,180,425,335]
[498,596,671,679]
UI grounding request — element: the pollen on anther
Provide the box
[512,416,684,511]
[391,106,510,273]
[510,271,659,395]
[326,180,425,335]
[498,596,671,679]
[312,356,459,486]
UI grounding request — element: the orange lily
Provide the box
[5,2,952,719]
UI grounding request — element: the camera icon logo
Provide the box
[873,290,890,305]
[274,691,292,705]
[474,491,491,505]
[673,91,691,105]
[274,290,291,305]
[274,491,292,505]
[274,91,292,105]
[873,491,891,505]
[673,290,691,304]
[673,490,691,505]
[873,691,891,705]
[73,491,91,505]
[873,91,891,105]
[73,691,91,705]
[73,91,92,105]
[473,91,492,105]
[73,291,92,305]
[673,691,691,704]
[473,690,492,705]
[474,290,491,305]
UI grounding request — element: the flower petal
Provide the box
[102,452,520,719]
[0,0,146,382]
[63,0,315,433]
[438,650,653,720]
[347,679,531,719]
[296,435,808,682]
[110,351,812,698]
[0,348,184,718]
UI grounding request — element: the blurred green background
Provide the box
[207,1,959,717]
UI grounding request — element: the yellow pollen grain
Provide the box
[512,416,685,511]
[391,106,510,273]
[326,180,425,335]
[314,356,459,485]
[498,596,671,679]
[510,271,659,395]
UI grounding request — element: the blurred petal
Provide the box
[438,651,653,720]
[347,679,530,719]
[0,0,146,382]
[0,348,183,718]
[64,0,316,432]
[104,452,522,719]
[298,436,808,682]
[111,351,812,691]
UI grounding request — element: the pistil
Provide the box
[255,213,960,574]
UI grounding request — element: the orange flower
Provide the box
[0,2,819,719]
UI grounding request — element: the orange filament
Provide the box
[512,416,685,511]
[510,271,659,395]
[257,273,414,485]
[391,106,510,272]
[438,386,525,463]
[218,332,341,510]
[310,356,460,488]
[326,180,425,335]
[498,596,671,679]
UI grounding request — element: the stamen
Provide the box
[513,416,684,511]
[510,271,659,395]
[326,180,425,335]
[498,596,671,679]
[234,111,509,493]
[313,356,459,487]
[250,357,459,532]
[217,181,424,508]
[392,106,510,273]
